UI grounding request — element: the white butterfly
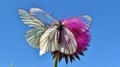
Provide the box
[18,8,78,56]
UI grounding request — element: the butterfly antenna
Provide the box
[61,12,70,22]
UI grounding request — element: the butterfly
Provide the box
[18,8,92,56]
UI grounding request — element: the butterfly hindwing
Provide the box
[25,27,46,48]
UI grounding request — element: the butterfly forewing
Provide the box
[18,9,46,27]
[30,8,59,26]
[80,15,92,27]
[60,28,77,54]
[39,27,59,52]
[18,9,47,48]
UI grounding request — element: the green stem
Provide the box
[54,56,59,67]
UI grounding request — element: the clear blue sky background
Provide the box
[0,0,120,67]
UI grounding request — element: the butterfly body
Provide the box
[57,22,64,44]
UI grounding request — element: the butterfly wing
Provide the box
[25,27,46,48]
[18,9,47,48]
[18,9,46,27]
[39,27,59,53]
[80,15,93,28]
[39,26,77,55]
[30,8,59,26]
[60,27,77,54]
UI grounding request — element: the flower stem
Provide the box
[54,55,59,67]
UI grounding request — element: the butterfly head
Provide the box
[58,21,64,31]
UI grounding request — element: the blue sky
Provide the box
[0,0,120,67]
